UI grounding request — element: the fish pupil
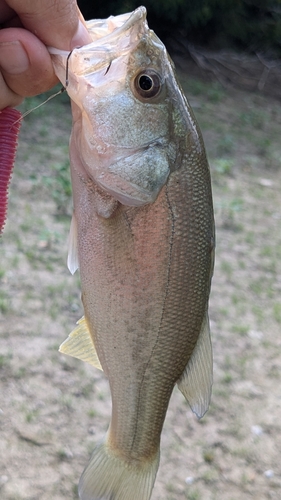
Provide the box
[139,75,153,91]
[133,70,161,99]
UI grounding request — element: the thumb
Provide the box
[5,0,91,49]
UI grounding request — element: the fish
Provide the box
[49,6,215,500]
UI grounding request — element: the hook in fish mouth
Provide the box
[65,49,75,87]
[49,6,149,83]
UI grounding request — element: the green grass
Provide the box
[42,160,72,215]
[0,353,12,369]
[273,303,281,323]
[186,489,200,500]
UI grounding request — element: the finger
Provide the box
[5,0,91,49]
[0,71,23,108]
[0,27,58,106]
[0,4,15,24]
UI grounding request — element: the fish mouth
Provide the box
[67,7,149,77]
[49,7,149,82]
[86,6,148,45]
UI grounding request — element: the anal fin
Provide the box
[177,313,213,418]
[59,316,102,371]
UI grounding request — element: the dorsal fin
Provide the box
[59,316,103,371]
[177,313,213,418]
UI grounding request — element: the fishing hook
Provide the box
[104,60,112,75]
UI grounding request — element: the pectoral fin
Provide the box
[177,313,213,418]
[96,148,170,207]
[67,213,79,275]
[59,316,103,371]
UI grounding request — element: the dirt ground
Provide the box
[1,69,281,500]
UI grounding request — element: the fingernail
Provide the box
[0,40,29,74]
[71,20,91,49]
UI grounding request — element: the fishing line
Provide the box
[104,60,112,75]
[14,86,66,123]
[11,48,76,126]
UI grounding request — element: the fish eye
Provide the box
[134,70,161,99]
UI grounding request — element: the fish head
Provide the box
[50,7,196,207]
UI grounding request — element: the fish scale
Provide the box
[50,6,214,500]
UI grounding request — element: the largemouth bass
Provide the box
[50,6,215,500]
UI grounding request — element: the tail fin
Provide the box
[78,438,160,500]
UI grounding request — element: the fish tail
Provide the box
[78,437,160,500]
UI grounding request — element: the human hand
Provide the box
[0,0,91,109]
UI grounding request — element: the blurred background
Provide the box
[1,2,281,500]
[78,0,281,54]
